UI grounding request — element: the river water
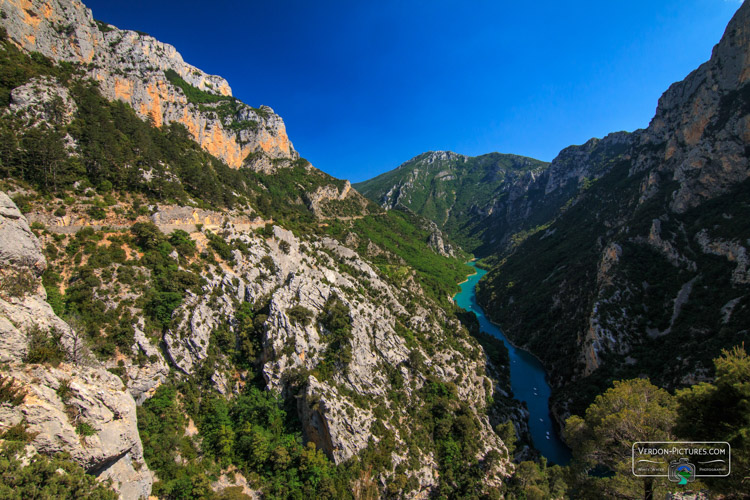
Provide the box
[454,262,571,465]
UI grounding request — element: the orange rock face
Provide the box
[114,78,133,102]
[4,0,297,170]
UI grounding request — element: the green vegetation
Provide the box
[414,376,494,499]
[0,447,118,500]
[565,378,678,498]
[164,69,229,105]
[0,374,26,406]
[200,387,344,498]
[555,346,749,499]
[163,70,264,138]
[137,384,216,499]
[477,148,750,416]
[75,420,96,437]
[25,326,67,366]
[40,224,205,359]
[138,382,347,499]
[287,304,313,327]
[313,296,353,380]
[674,345,750,495]
[323,209,471,305]
[503,459,568,500]
[0,416,115,499]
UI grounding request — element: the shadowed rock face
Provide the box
[1,0,296,169]
[475,2,750,421]
[638,0,750,213]
[0,192,152,499]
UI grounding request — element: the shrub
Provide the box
[260,255,276,273]
[287,305,313,327]
[0,269,37,298]
[75,421,96,437]
[25,327,66,366]
[56,378,72,402]
[168,229,196,257]
[0,375,26,406]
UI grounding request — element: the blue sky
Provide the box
[84,0,742,182]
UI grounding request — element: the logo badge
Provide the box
[669,458,695,485]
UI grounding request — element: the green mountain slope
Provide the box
[354,151,548,254]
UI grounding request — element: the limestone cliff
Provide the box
[0,0,526,495]
[161,224,512,488]
[0,0,295,170]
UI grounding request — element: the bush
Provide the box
[0,269,37,298]
[75,421,96,437]
[0,447,117,499]
[56,378,72,402]
[25,326,66,366]
[0,375,26,406]
[169,229,196,257]
[131,222,165,250]
[287,304,313,327]
[146,291,183,328]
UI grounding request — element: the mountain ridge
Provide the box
[477,0,750,419]
[0,0,527,498]
[354,150,549,254]
[355,0,750,433]
[1,0,296,171]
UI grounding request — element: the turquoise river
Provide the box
[454,262,571,465]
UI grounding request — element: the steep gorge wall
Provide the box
[0,0,295,169]
[477,1,750,419]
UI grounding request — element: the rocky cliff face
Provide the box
[477,2,750,419]
[0,192,152,499]
[0,0,295,170]
[159,224,511,482]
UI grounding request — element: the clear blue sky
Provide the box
[84,0,742,182]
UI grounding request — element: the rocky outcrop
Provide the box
[0,191,45,272]
[642,0,750,212]
[0,0,296,169]
[0,191,152,499]
[0,191,75,361]
[0,364,153,499]
[8,75,77,126]
[695,229,750,285]
[303,180,366,217]
[162,223,512,489]
[424,220,457,258]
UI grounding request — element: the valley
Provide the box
[454,263,570,466]
[0,0,748,499]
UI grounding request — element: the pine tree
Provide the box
[565,378,678,499]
